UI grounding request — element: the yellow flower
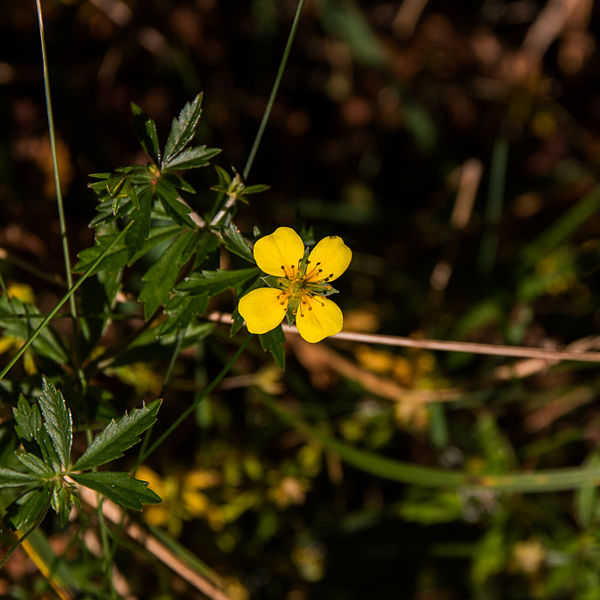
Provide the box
[238,227,352,343]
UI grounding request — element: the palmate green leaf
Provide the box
[37,377,72,471]
[222,224,255,263]
[139,230,199,319]
[158,294,209,336]
[162,146,221,171]
[14,393,63,473]
[163,93,204,166]
[51,481,75,527]
[13,395,42,443]
[176,268,259,298]
[73,233,128,275]
[4,485,52,531]
[154,178,196,228]
[131,102,161,164]
[15,451,54,477]
[72,400,161,472]
[124,185,153,259]
[0,467,44,488]
[128,224,182,266]
[71,471,161,511]
[259,325,286,370]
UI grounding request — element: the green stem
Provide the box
[260,393,600,492]
[140,334,252,463]
[242,0,305,181]
[135,327,185,473]
[0,222,133,381]
[106,328,188,568]
[35,0,80,355]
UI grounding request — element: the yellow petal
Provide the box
[306,236,352,282]
[253,227,305,277]
[296,295,343,343]
[238,287,288,334]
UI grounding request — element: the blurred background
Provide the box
[2,0,600,598]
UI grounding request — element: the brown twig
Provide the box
[206,312,600,364]
[77,486,233,600]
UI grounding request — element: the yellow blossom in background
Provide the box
[7,283,36,304]
[108,362,163,396]
[254,364,285,395]
[354,344,395,374]
[238,227,352,343]
[138,466,222,536]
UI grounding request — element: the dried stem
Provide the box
[206,312,600,364]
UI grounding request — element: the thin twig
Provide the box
[35,0,81,370]
[77,486,232,600]
[205,312,600,364]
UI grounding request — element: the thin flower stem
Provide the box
[35,1,80,358]
[135,328,185,473]
[204,312,600,364]
[140,334,253,463]
[106,328,187,568]
[242,0,305,181]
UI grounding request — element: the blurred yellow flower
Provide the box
[238,227,352,343]
[7,283,36,304]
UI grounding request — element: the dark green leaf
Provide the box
[4,485,51,531]
[131,102,161,164]
[51,482,75,527]
[229,306,245,336]
[36,428,62,474]
[259,325,286,370]
[163,146,220,171]
[0,296,68,365]
[71,471,162,510]
[163,93,204,165]
[155,178,196,228]
[13,395,42,443]
[125,185,153,260]
[176,268,259,298]
[0,467,44,488]
[242,184,270,195]
[73,233,128,275]
[163,172,196,194]
[127,223,182,266]
[222,224,255,263]
[158,294,209,336]
[78,271,122,359]
[72,400,161,472]
[37,377,72,471]
[138,230,198,319]
[16,406,63,474]
[15,451,53,477]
